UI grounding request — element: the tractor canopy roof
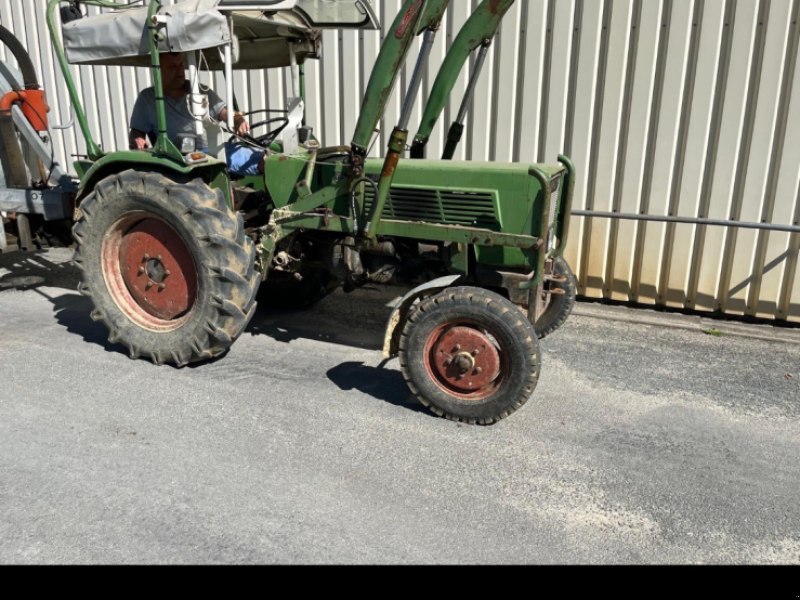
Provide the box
[62,0,379,69]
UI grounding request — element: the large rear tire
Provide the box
[399,287,541,425]
[72,170,260,367]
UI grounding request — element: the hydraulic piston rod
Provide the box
[411,0,515,159]
[364,28,437,238]
[398,28,437,131]
[363,1,451,240]
[440,39,491,160]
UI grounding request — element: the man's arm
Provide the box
[206,87,250,137]
[129,90,153,150]
[219,108,250,138]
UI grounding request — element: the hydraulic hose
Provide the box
[0,24,40,90]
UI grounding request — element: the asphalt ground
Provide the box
[0,249,799,565]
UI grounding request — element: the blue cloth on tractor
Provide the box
[225,142,266,177]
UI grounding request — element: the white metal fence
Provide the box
[1,0,799,321]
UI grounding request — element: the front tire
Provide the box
[534,256,577,339]
[72,170,260,367]
[399,287,541,425]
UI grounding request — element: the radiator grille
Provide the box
[363,186,499,228]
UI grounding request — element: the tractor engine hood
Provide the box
[62,0,379,69]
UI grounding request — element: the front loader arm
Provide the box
[359,0,451,240]
[410,0,515,159]
[349,0,429,163]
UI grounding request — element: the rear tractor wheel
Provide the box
[399,287,542,425]
[72,170,261,366]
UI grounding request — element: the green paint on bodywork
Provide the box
[264,154,312,208]
[417,0,451,33]
[76,151,232,208]
[266,153,566,271]
[146,0,185,163]
[449,244,468,275]
[364,159,562,271]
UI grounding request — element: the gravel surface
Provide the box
[1,249,799,564]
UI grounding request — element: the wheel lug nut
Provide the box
[157,255,163,261]
[475,367,483,375]
[445,358,453,366]
[472,350,480,356]
[159,284,166,291]
[143,254,150,261]
[138,267,145,275]
[454,345,461,352]
[164,270,171,277]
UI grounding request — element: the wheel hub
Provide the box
[118,218,196,321]
[429,326,501,393]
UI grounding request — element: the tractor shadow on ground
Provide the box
[49,293,122,355]
[249,287,428,414]
[0,249,123,354]
[247,286,405,352]
[0,249,80,293]
[326,361,427,415]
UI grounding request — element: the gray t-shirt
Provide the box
[130,84,225,152]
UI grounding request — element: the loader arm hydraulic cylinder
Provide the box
[349,0,451,173]
[350,0,429,165]
[440,39,491,160]
[410,0,515,159]
[361,0,451,241]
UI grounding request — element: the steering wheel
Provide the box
[243,117,290,148]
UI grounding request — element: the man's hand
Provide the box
[234,113,250,138]
[219,108,251,138]
[129,129,151,151]
[131,137,151,151]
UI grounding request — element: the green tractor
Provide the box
[45,0,576,424]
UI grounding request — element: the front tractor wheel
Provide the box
[534,256,577,339]
[399,288,542,425]
[72,170,260,367]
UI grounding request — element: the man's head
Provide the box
[161,53,186,92]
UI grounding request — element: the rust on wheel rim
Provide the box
[424,321,507,401]
[102,213,197,332]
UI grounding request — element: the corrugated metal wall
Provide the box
[1,0,799,321]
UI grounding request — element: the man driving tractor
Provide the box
[128,52,267,176]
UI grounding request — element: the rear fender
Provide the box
[383,275,463,359]
[74,152,231,214]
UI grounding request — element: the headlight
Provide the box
[175,134,198,155]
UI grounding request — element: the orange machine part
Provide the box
[0,89,50,132]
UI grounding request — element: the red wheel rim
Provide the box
[423,320,509,401]
[101,213,197,332]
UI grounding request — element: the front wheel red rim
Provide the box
[423,320,510,401]
[101,213,198,332]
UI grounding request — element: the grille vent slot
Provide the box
[363,186,499,228]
